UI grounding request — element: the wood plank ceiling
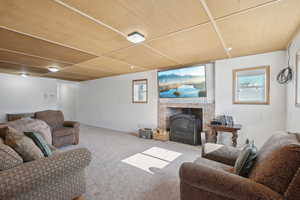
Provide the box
[0,0,299,81]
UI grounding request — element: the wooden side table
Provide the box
[207,124,242,147]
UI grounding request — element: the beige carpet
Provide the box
[63,125,201,200]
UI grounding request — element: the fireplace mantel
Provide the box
[158,102,215,131]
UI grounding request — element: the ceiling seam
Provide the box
[0,48,74,65]
[0,60,50,69]
[0,26,98,57]
[214,0,281,22]
[52,0,181,67]
[199,0,231,58]
[53,0,127,38]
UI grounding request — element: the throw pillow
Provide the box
[24,132,52,157]
[234,141,257,177]
[4,127,44,162]
[0,143,23,170]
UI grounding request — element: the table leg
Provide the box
[212,130,218,144]
[232,131,238,147]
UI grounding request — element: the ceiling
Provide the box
[0,0,299,81]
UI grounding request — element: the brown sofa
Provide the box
[35,110,80,148]
[180,132,300,200]
[0,147,91,200]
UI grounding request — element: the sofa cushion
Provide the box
[249,143,300,194]
[233,142,257,177]
[24,132,52,157]
[202,143,241,166]
[194,157,233,172]
[7,118,52,145]
[4,127,44,162]
[53,127,74,137]
[0,143,23,170]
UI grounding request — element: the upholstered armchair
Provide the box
[180,132,300,200]
[35,110,80,147]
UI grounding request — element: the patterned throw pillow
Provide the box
[0,143,23,170]
[4,127,44,162]
[234,141,257,177]
[24,132,52,157]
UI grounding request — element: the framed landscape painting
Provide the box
[158,65,206,98]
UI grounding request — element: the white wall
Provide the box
[286,31,300,131]
[215,51,287,148]
[0,73,78,122]
[57,82,79,121]
[77,70,158,132]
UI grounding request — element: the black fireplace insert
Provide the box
[169,113,202,145]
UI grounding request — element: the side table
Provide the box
[207,124,242,147]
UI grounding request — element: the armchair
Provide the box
[180,132,300,200]
[35,110,80,147]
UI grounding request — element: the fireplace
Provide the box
[158,102,215,144]
[169,111,202,145]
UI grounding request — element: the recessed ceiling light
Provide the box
[48,66,60,72]
[21,73,28,78]
[226,47,233,52]
[130,65,135,69]
[127,32,145,44]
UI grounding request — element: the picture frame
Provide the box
[295,50,300,106]
[132,79,148,103]
[233,66,270,105]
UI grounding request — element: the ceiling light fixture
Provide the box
[21,73,28,78]
[226,47,233,52]
[127,32,145,44]
[48,66,60,72]
[130,65,135,69]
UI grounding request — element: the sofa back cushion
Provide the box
[249,132,300,194]
[4,127,44,162]
[35,110,64,132]
[0,143,23,170]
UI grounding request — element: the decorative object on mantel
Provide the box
[132,79,148,103]
[138,128,153,139]
[207,123,242,147]
[153,128,169,141]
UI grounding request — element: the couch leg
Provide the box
[73,195,84,200]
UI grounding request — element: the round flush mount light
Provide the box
[127,32,145,44]
[20,72,28,78]
[226,47,233,52]
[48,66,60,72]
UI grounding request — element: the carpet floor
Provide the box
[63,125,201,200]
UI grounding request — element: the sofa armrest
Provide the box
[180,162,283,200]
[0,148,91,199]
[202,143,241,166]
[63,121,80,128]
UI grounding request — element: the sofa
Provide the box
[35,110,80,147]
[0,148,91,200]
[7,110,80,148]
[179,132,300,200]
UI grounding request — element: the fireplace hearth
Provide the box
[169,112,202,145]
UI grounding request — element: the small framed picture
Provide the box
[233,66,270,104]
[132,79,148,103]
[295,51,300,106]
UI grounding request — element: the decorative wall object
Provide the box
[296,50,300,106]
[233,66,270,104]
[132,79,148,103]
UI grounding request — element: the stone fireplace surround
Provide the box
[159,102,215,132]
